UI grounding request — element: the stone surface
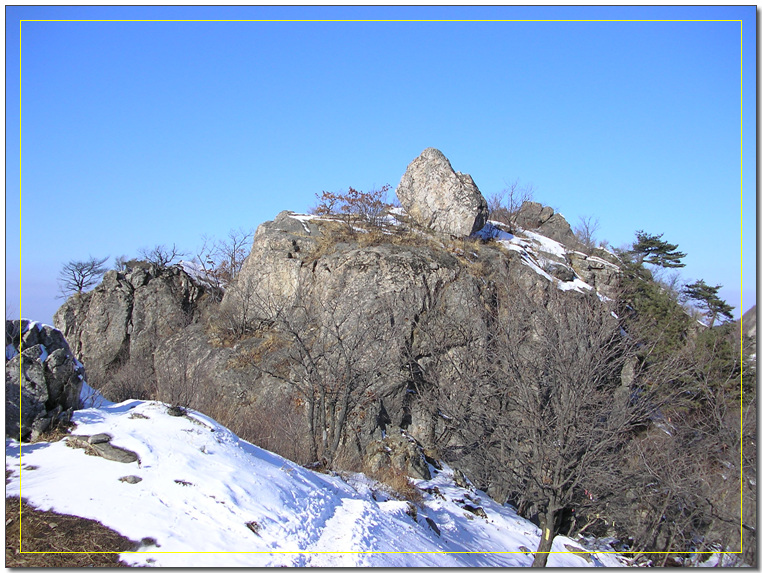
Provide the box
[395,148,489,237]
[544,262,576,282]
[88,433,112,444]
[741,305,756,339]
[566,251,620,297]
[166,406,186,417]
[6,320,85,441]
[363,431,431,480]
[425,517,441,536]
[92,442,139,464]
[514,201,555,228]
[515,201,579,246]
[53,263,213,388]
[67,434,139,464]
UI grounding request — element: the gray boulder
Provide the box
[395,148,489,237]
[514,201,555,228]
[515,201,579,247]
[5,320,85,441]
[363,431,432,480]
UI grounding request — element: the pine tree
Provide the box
[683,279,735,328]
[632,230,687,268]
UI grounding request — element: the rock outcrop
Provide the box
[66,433,139,463]
[566,250,621,298]
[52,152,625,479]
[515,201,578,246]
[53,261,213,387]
[5,320,86,441]
[364,431,432,480]
[396,148,489,237]
[217,210,501,466]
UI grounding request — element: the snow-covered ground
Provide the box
[6,390,630,567]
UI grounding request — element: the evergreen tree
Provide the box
[632,230,687,268]
[615,257,691,364]
[683,279,735,328]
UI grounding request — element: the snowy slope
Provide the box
[6,395,630,567]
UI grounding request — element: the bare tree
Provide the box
[192,234,225,299]
[113,255,129,272]
[426,283,670,567]
[58,256,109,297]
[232,275,405,467]
[216,227,254,281]
[191,229,253,293]
[138,243,186,267]
[487,179,535,233]
[574,215,600,252]
[155,333,199,409]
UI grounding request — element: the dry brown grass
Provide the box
[5,496,136,567]
[304,219,444,264]
[226,330,289,370]
[367,466,424,505]
[30,421,76,444]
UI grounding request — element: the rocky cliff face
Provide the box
[6,320,86,441]
[53,261,214,387]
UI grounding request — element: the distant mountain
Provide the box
[741,305,756,339]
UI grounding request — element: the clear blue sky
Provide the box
[6,5,756,325]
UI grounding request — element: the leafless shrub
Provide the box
[574,215,600,252]
[222,274,406,467]
[197,391,312,466]
[194,229,254,291]
[310,185,393,229]
[487,179,535,232]
[138,244,186,267]
[100,355,157,403]
[154,335,199,409]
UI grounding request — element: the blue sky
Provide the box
[6,5,756,325]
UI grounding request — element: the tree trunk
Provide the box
[307,397,318,461]
[531,508,557,567]
[329,386,351,463]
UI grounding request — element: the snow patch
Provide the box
[290,213,319,234]
[177,260,221,289]
[523,229,568,258]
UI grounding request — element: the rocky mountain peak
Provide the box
[395,148,489,237]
